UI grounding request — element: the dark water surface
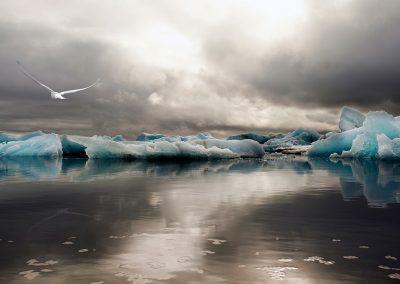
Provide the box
[1,157,400,283]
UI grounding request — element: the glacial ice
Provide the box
[263,128,321,153]
[308,109,400,159]
[0,132,263,159]
[339,106,365,131]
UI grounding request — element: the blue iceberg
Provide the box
[0,133,62,158]
[308,108,400,159]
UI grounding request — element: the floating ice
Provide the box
[19,270,40,280]
[389,273,400,280]
[0,133,61,158]
[278,258,294,263]
[303,256,335,265]
[207,238,227,245]
[27,259,59,266]
[343,256,359,260]
[308,108,400,159]
[339,106,365,131]
[200,250,215,255]
[0,131,264,159]
[385,255,398,260]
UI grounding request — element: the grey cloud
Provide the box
[2,1,400,136]
[203,0,400,113]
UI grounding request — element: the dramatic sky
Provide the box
[1,0,400,136]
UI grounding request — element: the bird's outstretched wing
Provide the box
[16,61,55,92]
[59,79,100,96]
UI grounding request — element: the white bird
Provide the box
[17,61,99,100]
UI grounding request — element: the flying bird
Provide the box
[17,61,99,100]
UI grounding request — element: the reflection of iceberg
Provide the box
[309,158,400,207]
[0,132,264,159]
[0,158,61,181]
[0,158,265,182]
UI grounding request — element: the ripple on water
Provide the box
[177,256,192,263]
[114,272,152,284]
[147,261,165,269]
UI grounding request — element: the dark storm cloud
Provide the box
[203,0,400,113]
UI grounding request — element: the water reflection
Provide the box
[2,157,399,207]
[1,157,400,283]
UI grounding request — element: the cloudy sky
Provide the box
[1,0,400,137]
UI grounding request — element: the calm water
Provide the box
[1,157,400,283]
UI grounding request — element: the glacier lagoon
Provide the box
[0,157,400,283]
[2,107,400,283]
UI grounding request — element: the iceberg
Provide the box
[339,106,365,131]
[264,128,321,153]
[0,131,264,160]
[0,131,44,143]
[308,108,400,160]
[308,128,361,157]
[0,133,62,158]
[65,136,262,159]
